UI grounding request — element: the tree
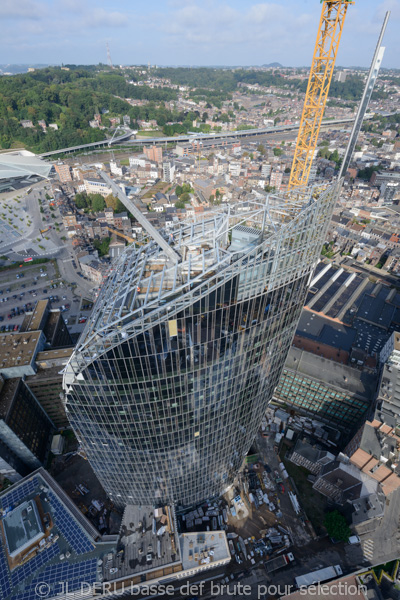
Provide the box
[74,192,89,209]
[105,194,125,213]
[324,511,351,542]
[180,192,190,203]
[273,147,283,157]
[89,194,106,213]
[93,237,110,257]
[257,144,266,155]
[175,184,183,197]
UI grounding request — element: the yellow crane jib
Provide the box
[288,0,354,191]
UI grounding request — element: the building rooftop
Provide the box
[179,531,230,570]
[114,504,180,580]
[0,332,43,378]
[0,469,113,600]
[2,500,44,558]
[285,346,375,399]
[23,300,49,333]
[35,347,74,366]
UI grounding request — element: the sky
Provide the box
[1,0,399,69]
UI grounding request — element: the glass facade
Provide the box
[64,183,340,508]
[275,369,370,429]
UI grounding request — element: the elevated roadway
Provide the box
[39,115,375,159]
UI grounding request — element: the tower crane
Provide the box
[288,0,353,190]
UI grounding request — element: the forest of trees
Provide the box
[0,67,179,153]
[0,65,392,154]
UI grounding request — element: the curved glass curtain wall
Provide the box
[64,183,339,508]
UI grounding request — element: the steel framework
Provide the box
[288,0,352,190]
[339,11,389,178]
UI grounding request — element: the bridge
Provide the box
[39,115,375,159]
[39,127,135,158]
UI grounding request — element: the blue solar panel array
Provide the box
[11,543,59,586]
[1,478,38,509]
[0,545,11,600]
[13,559,98,600]
[48,492,95,555]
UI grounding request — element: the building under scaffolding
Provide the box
[63,182,341,508]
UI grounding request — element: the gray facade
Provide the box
[64,182,340,508]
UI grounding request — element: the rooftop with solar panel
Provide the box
[0,468,115,600]
[0,468,230,599]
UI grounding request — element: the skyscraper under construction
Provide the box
[63,182,341,508]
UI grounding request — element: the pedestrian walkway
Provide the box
[363,539,374,560]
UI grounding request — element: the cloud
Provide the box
[0,0,44,19]
[85,8,127,28]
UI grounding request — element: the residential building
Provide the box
[162,161,175,183]
[144,145,163,163]
[64,181,341,508]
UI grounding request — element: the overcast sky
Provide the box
[1,0,399,69]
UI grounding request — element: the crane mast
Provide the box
[288,0,353,190]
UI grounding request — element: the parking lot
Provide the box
[0,262,93,335]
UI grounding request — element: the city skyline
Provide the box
[0,0,399,69]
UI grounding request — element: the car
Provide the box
[13,324,18,331]
[279,483,285,494]
[348,535,361,545]
[62,296,67,300]
[6,289,10,293]
[0,316,3,322]
[40,273,47,277]
[0,326,5,332]
[43,289,47,293]
[12,295,17,299]
[21,284,26,288]
[7,314,12,319]
[32,293,37,297]
[78,317,87,324]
